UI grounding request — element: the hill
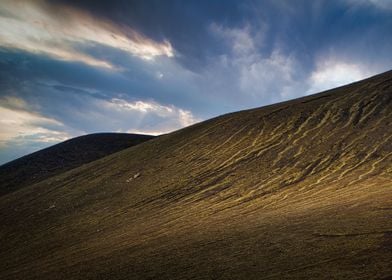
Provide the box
[0,133,154,196]
[0,71,391,279]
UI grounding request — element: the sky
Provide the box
[0,0,391,164]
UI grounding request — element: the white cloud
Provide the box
[0,0,174,69]
[157,72,164,79]
[100,98,200,134]
[0,96,70,147]
[125,129,166,136]
[238,50,300,100]
[209,23,385,108]
[345,0,392,10]
[178,109,198,127]
[307,58,372,94]
[108,99,168,113]
[210,23,259,56]
[207,24,304,107]
[369,0,392,10]
[0,94,201,163]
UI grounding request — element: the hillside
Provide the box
[0,133,154,196]
[0,71,391,279]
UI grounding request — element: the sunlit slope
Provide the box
[0,133,154,196]
[0,71,391,279]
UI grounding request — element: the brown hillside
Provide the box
[0,133,154,196]
[0,71,391,279]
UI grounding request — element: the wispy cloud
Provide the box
[0,0,174,69]
[205,23,305,107]
[0,94,200,163]
[345,0,392,11]
[306,57,373,94]
[0,96,70,147]
[101,98,200,134]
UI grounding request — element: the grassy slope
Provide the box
[0,71,391,279]
[0,133,154,196]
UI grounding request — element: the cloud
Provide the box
[206,21,390,108]
[0,0,174,69]
[238,50,303,100]
[0,96,70,147]
[307,58,373,94]
[3,94,93,164]
[107,99,174,114]
[99,98,201,134]
[210,24,260,56]
[369,0,392,10]
[204,24,306,108]
[345,0,392,10]
[0,94,201,164]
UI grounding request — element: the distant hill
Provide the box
[0,71,391,280]
[0,133,154,196]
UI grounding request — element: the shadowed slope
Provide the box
[0,71,391,279]
[0,133,155,196]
